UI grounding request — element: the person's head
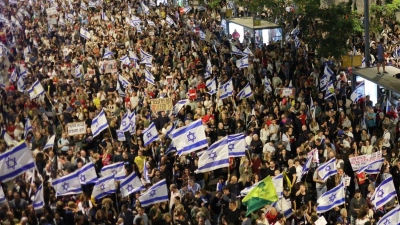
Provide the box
[137,206,145,216]
[354,190,361,199]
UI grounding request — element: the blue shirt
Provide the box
[378,43,385,59]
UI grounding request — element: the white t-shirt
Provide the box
[383,130,391,147]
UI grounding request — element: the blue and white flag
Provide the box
[236,56,249,69]
[33,184,44,210]
[165,142,177,155]
[24,118,32,138]
[129,51,139,61]
[237,83,253,99]
[350,81,365,102]
[227,134,247,157]
[129,111,136,135]
[88,1,96,7]
[119,113,131,132]
[91,110,109,138]
[52,171,83,197]
[147,20,155,26]
[120,55,130,65]
[165,123,175,138]
[140,49,152,59]
[316,182,345,213]
[376,205,400,225]
[170,99,188,116]
[101,162,125,181]
[143,160,151,184]
[196,137,229,173]
[144,68,155,85]
[92,176,116,200]
[317,157,337,181]
[294,36,301,48]
[17,76,25,92]
[199,30,206,41]
[103,48,113,59]
[141,2,150,14]
[297,152,314,182]
[101,9,109,21]
[271,197,293,218]
[181,6,192,14]
[79,28,91,40]
[139,179,169,207]
[165,16,174,26]
[219,78,233,99]
[120,172,145,198]
[77,162,98,184]
[371,176,397,209]
[143,123,159,146]
[9,69,18,83]
[0,142,36,182]
[357,158,384,174]
[324,65,334,81]
[0,186,5,205]
[141,56,153,67]
[19,65,28,78]
[271,173,284,197]
[231,45,244,55]
[75,65,82,77]
[265,77,272,93]
[171,119,208,155]
[324,81,334,100]
[80,1,87,10]
[291,26,300,36]
[205,59,212,78]
[27,80,45,100]
[206,78,217,95]
[320,74,327,90]
[117,130,126,142]
[243,47,253,56]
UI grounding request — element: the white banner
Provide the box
[67,122,87,136]
[46,7,58,16]
[349,151,382,171]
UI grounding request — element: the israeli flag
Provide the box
[317,157,337,181]
[144,68,155,85]
[231,45,244,55]
[80,28,91,40]
[33,184,44,210]
[143,123,159,146]
[92,176,116,200]
[316,182,345,213]
[170,99,188,116]
[143,161,151,184]
[75,65,82,77]
[0,186,5,205]
[271,197,293,218]
[120,172,145,198]
[19,65,28,78]
[294,36,301,48]
[91,110,109,138]
[118,74,131,89]
[219,78,233,99]
[101,9,109,21]
[243,47,253,56]
[320,74,327,90]
[371,176,397,209]
[103,48,114,59]
[52,171,83,197]
[324,65,334,81]
[291,26,300,36]
[182,6,192,14]
[80,1,87,10]
[27,80,45,100]
[140,56,153,67]
[139,179,169,207]
[9,69,17,83]
[136,25,142,33]
[205,59,212,79]
[297,153,313,182]
[165,123,175,138]
[265,77,272,93]
[147,20,155,26]
[376,205,400,225]
[196,137,229,173]
[101,162,125,181]
[357,158,384,174]
[140,49,152,59]
[199,30,206,41]
[129,111,136,135]
[129,51,139,61]
[227,134,247,157]
[117,130,126,142]
[236,56,249,69]
[24,118,33,138]
[149,0,156,7]
[0,142,36,182]
[77,162,98,184]
[88,1,96,7]
[120,55,130,65]
[237,83,253,99]
[165,142,177,155]
[17,76,25,92]
[141,2,150,14]
[171,119,208,155]
[166,16,174,26]
[119,113,131,132]
[350,81,365,102]
[206,78,217,95]
[324,81,334,100]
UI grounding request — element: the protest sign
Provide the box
[103,60,118,74]
[349,151,382,171]
[67,122,86,136]
[150,97,173,112]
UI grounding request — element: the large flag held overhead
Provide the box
[52,171,83,197]
[371,176,397,209]
[196,137,230,173]
[92,176,116,200]
[297,154,314,182]
[119,112,131,132]
[237,83,253,99]
[170,99,188,116]
[33,184,44,210]
[236,56,249,69]
[43,135,55,150]
[324,81,335,100]
[227,134,247,157]
[139,179,169,207]
[271,197,293,218]
[142,122,159,146]
[0,142,36,182]
[0,185,6,205]
[316,182,345,213]
[231,45,244,55]
[27,80,45,99]
[324,65,334,81]
[317,157,337,181]
[264,76,272,93]
[241,173,283,197]
[101,162,125,181]
[350,81,365,102]
[77,162,98,184]
[357,158,384,174]
[242,176,279,216]
[120,172,145,198]
[206,78,217,95]
[376,205,400,225]
[219,78,233,99]
[91,110,109,138]
[24,118,32,138]
[171,119,208,155]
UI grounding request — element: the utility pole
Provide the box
[364,0,370,67]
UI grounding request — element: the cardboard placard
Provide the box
[67,122,87,136]
[150,97,173,112]
[349,151,382,171]
[103,60,118,74]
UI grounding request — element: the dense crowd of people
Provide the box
[1,0,400,225]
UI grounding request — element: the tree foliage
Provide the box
[370,0,400,35]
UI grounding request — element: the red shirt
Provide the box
[265,212,278,224]
[299,114,307,125]
[197,83,206,90]
[7,125,16,139]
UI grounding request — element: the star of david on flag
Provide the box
[92,176,116,200]
[101,162,125,181]
[317,157,337,181]
[139,179,169,207]
[371,176,396,209]
[142,122,159,146]
[171,119,208,155]
[52,170,82,197]
[376,204,400,225]
[316,182,345,213]
[120,172,144,198]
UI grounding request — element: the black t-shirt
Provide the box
[295,193,310,208]
[223,208,241,224]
